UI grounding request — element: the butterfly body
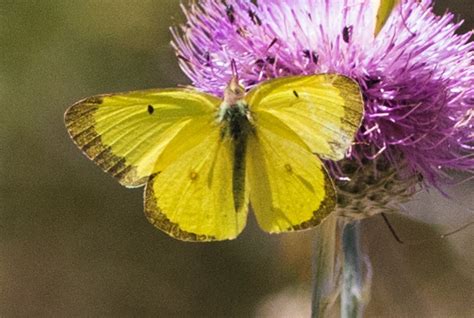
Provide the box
[222,109,251,213]
[65,73,364,241]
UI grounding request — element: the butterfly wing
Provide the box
[247,111,336,233]
[145,121,249,241]
[65,88,219,187]
[245,74,363,161]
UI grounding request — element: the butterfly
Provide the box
[64,73,364,241]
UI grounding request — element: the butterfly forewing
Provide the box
[245,74,363,161]
[65,88,220,187]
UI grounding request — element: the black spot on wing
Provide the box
[147,105,154,115]
[293,90,299,98]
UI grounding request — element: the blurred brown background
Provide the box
[1,1,473,317]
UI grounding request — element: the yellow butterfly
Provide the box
[65,73,364,241]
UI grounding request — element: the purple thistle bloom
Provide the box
[172,0,474,187]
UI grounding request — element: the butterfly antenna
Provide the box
[231,59,239,80]
[381,213,405,244]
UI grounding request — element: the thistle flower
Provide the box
[172,0,474,202]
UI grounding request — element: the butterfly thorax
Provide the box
[219,102,251,139]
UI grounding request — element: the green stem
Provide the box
[311,215,342,317]
[341,221,364,318]
[311,218,370,318]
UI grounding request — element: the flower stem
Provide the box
[312,219,370,318]
[341,221,364,318]
[311,215,343,317]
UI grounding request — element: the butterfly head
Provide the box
[223,76,246,106]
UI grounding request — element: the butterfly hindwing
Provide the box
[247,111,336,233]
[245,74,363,161]
[144,121,249,241]
[65,89,220,187]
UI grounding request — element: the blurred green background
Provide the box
[1,1,473,317]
